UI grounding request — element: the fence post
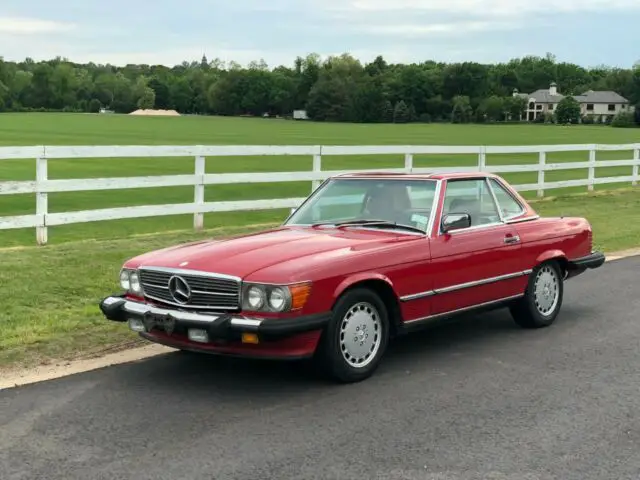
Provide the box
[477,146,486,171]
[312,150,322,192]
[193,155,205,230]
[404,153,413,172]
[537,151,546,198]
[35,155,48,245]
[632,147,639,187]
[587,146,596,192]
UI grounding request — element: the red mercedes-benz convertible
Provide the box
[100,171,604,382]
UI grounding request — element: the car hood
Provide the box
[126,226,413,280]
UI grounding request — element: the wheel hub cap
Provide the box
[339,302,381,368]
[534,266,559,316]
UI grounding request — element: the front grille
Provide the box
[138,267,241,311]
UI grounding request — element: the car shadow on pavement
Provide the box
[102,305,547,397]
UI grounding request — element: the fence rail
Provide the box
[1,143,639,245]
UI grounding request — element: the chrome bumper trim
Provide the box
[103,296,262,327]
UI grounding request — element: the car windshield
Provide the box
[285,177,438,233]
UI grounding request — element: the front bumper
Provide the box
[99,295,331,343]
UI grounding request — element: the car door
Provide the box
[428,177,527,316]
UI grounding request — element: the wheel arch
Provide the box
[332,274,403,337]
[535,250,569,277]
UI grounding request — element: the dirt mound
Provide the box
[129,109,181,116]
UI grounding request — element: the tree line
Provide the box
[0,52,639,126]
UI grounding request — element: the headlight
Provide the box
[119,269,131,290]
[241,282,311,313]
[119,268,143,295]
[247,286,266,310]
[130,271,142,294]
[268,287,288,311]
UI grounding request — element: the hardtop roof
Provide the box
[332,171,497,181]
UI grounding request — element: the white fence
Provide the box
[1,143,639,245]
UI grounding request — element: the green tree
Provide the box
[555,96,581,124]
[0,51,637,123]
[424,95,451,122]
[137,88,155,109]
[393,100,410,123]
[88,98,101,112]
[451,95,472,123]
[504,96,527,121]
[352,75,387,123]
[306,75,355,122]
[148,77,170,109]
[169,77,194,112]
[0,81,8,111]
[476,95,505,122]
[381,100,394,122]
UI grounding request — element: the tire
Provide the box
[509,260,564,329]
[315,287,390,383]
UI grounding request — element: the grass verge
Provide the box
[1,188,640,371]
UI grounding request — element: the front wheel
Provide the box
[510,260,564,328]
[315,288,390,383]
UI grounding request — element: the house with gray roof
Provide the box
[513,82,631,122]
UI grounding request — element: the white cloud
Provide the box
[340,0,639,16]
[356,20,520,37]
[0,0,636,68]
[0,17,75,34]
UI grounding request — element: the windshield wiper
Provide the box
[311,219,425,234]
[343,220,426,234]
[311,219,387,228]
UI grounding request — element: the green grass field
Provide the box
[1,112,639,370]
[1,112,639,246]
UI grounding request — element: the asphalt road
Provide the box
[2,257,640,480]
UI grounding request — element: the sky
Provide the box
[0,0,639,69]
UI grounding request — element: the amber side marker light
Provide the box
[242,333,260,344]
[290,283,312,310]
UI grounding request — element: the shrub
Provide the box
[581,114,595,124]
[611,111,637,128]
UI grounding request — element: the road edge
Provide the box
[0,344,175,391]
[2,247,640,391]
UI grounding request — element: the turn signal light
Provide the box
[290,283,312,310]
[242,333,259,344]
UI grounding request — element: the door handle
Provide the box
[504,234,520,244]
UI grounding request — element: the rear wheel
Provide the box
[315,287,390,383]
[510,260,564,328]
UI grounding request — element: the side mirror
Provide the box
[441,213,471,233]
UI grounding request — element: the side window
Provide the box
[443,179,500,227]
[489,178,524,219]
